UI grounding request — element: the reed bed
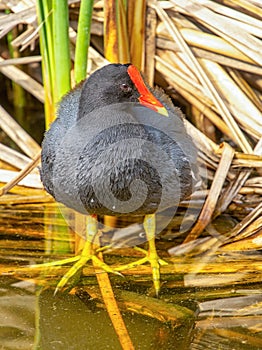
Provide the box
[0,1,261,259]
[1,4,262,349]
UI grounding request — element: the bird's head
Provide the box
[78,63,168,119]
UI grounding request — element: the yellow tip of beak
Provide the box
[155,105,169,117]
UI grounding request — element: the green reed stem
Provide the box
[36,0,55,127]
[53,0,71,101]
[74,0,94,83]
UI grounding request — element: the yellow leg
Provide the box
[31,215,121,293]
[53,215,98,293]
[112,215,168,295]
[143,214,168,295]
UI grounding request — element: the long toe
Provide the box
[54,253,91,294]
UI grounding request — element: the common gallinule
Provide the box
[40,63,198,294]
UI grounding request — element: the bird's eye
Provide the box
[120,83,132,93]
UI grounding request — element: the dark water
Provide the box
[0,202,262,350]
[1,279,194,350]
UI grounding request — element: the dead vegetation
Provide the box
[0,0,261,252]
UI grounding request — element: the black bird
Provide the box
[40,63,198,294]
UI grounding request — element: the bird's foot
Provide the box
[114,247,168,295]
[30,244,122,294]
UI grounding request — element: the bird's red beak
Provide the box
[127,65,168,117]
